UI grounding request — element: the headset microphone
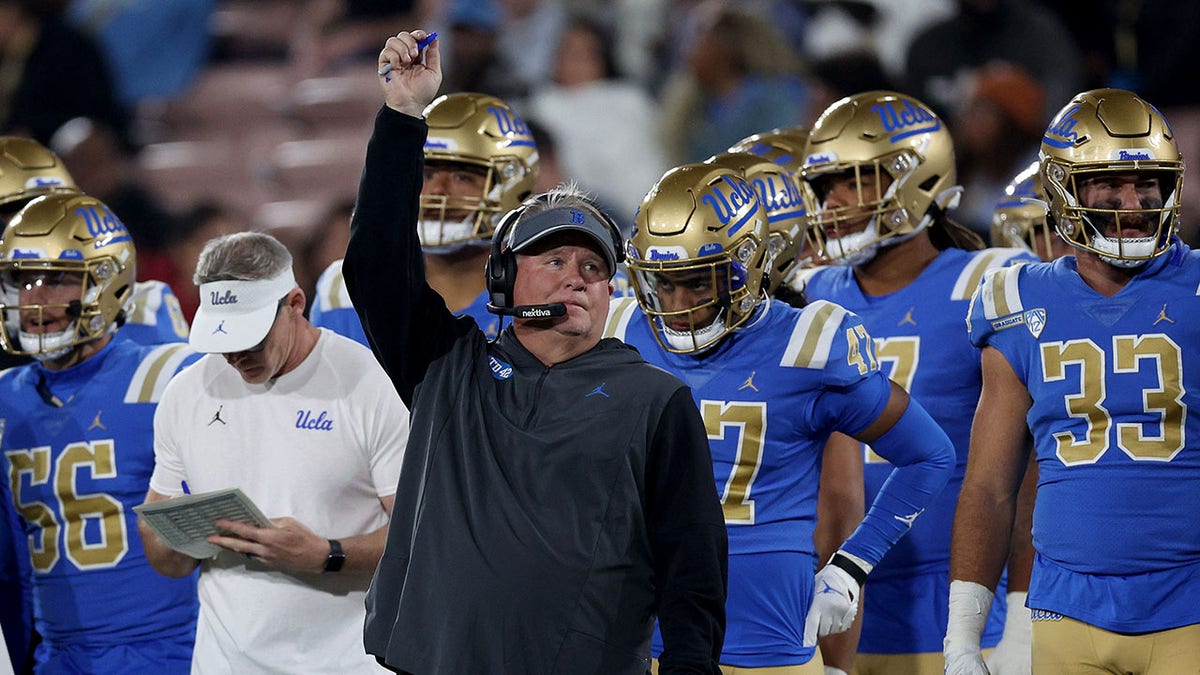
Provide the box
[485,302,567,319]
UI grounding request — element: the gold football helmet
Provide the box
[1039,88,1183,266]
[801,91,960,265]
[724,127,811,288]
[707,150,810,295]
[0,194,136,358]
[0,137,78,218]
[628,162,770,354]
[420,92,539,248]
[992,160,1057,255]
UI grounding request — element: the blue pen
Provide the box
[379,32,438,77]
[181,480,191,495]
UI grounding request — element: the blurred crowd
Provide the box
[3,0,1200,320]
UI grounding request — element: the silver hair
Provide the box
[515,181,604,222]
[194,232,293,284]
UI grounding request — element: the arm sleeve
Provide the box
[646,388,727,675]
[343,106,465,405]
[838,395,955,568]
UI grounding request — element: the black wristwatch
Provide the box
[323,539,345,573]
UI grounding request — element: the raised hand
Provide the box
[376,29,442,117]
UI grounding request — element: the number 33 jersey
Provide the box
[0,339,200,647]
[969,243,1200,633]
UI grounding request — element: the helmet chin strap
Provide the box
[661,309,727,354]
[20,323,79,362]
[417,213,481,251]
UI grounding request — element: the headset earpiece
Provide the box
[487,207,524,311]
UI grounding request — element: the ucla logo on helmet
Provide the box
[647,247,685,261]
[1043,104,1082,148]
[805,151,837,166]
[699,175,759,237]
[486,106,535,147]
[751,174,806,220]
[870,100,940,142]
[424,137,458,151]
[1113,148,1154,161]
[26,177,67,189]
[697,242,723,257]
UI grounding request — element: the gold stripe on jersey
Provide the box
[782,299,845,369]
[978,264,1025,320]
[603,297,640,340]
[951,248,1029,300]
[125,343,193,403]
[127,282,163,325]
[319,261,352,310]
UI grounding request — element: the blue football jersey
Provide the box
[968,243,1200,633]
[610,298,892,667]
[121,280,190,345]
[0,339,200,661]
[800,247,1034,652]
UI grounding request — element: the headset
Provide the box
[485,198,625,319]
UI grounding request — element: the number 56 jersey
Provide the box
[969,243,1200,633]
[0,339,200,651]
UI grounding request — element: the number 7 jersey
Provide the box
[968,243,1200,633]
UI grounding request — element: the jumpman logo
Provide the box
[88,410,106,431]
[894,508,924,528]
[898,306,917,327]
[212,320,228,335]
[208,405,227,426]
[738,372,759,392]
[585,382,609,398]
[1154,303,1175,325]
[818,580,838,595]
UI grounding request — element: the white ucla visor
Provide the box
[189,269,297,353]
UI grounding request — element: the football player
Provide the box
[608,161,955,673]
[0,136,189,348]
[946,88,1200,673]
[0,137,188,672]
[991,160,1073,261]
[727,127,816,305]
[793,91,1038,675]
[0,193,200,673]
[310,92,539,344]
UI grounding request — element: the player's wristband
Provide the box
[828,550,870,588]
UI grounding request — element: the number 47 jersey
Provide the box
[608,297,892,665]
[0,339,200,657]
[968,244,1200,634]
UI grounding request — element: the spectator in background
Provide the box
[0,0,131,149]
[527,14,668,224]
[50,117,177,281]
[524,118,633,238]
[494,0,566,98]
[166,202,245,323]
[66,0,214,108]
[298,198,354,307]
[951,61,1047,240]
[904,0,1081,121]
[803,49,895,126]
[290,0,420,74]
[435,0,524,101]
[658,1,808,164]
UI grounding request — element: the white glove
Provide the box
[824,668,849,675]
[985,591,1031,675]
[803,562,860,647]
[944,580,994,675]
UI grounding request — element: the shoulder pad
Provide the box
[124,343,197,403]
[951,247,1036,301]
[314,260,353,311]
[603,297,641,340]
